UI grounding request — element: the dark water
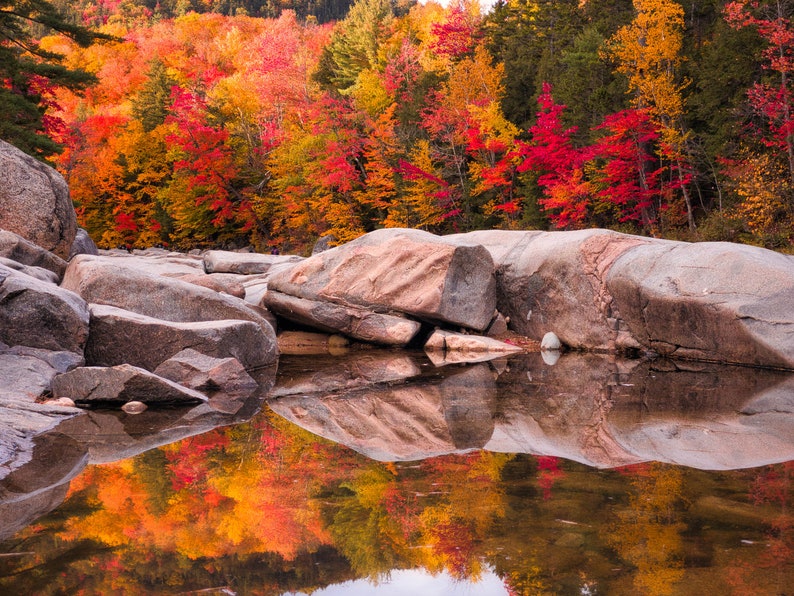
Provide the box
[1,351,793,595]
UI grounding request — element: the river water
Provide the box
[1,351,792,595]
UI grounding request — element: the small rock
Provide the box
[41,397,77,408]
[121,401,147,414]
[541,332,562,351]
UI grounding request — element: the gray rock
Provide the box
[68,227,99,258]
[540,332,562,351]
[0,263,90,353]
[267,228,497,331]
[170,272,247,299]
[51,364,208,406]
[62,254,277,335]
[0,229,68,279]
[86,304,279,372]
[0,256,59,283]
[0,139,77,259]
[203,250,303,275]
[154,348,258,393]
[311,234,337,255]
[607,241,794,368]
[265,290,421,346]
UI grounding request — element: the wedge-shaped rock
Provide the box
[0,229,67,280]
[86,304,278,371]
[266,290,420,346]
[62,254,276,335]
[203,250,303,275]
[0,140,76,259]
[606,241,794,368]
[267,228,497,331]
[0,263,89,353]
[52,364,207,406]
[154,348,258,393]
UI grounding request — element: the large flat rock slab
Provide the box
[62,254,276,336]
[455,229,794,369]
[86,304,278,371]
[267,228,497,331]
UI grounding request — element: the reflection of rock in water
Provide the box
[0,368,277,541]
[0,432,87,541]
[486,352,645,469]
[608,359,794,469]
[270,351,424,399]
[271,351,794,470]
[56,372,275,465]
[269,359,497,461]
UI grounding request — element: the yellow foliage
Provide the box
[608,0,690,153]
[727,150,791,239]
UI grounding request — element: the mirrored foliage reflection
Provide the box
[1,352,792,595]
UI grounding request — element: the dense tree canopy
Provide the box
[4,0,793,250]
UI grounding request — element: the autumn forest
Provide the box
[6,0,794,253]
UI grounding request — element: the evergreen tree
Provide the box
[0,0,112,158]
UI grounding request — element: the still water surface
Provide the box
[1,351,792,595]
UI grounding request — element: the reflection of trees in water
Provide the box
[607,463,686,596]
[324,451,511,581]
[2,409,793,595]
[726,462,793,594]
